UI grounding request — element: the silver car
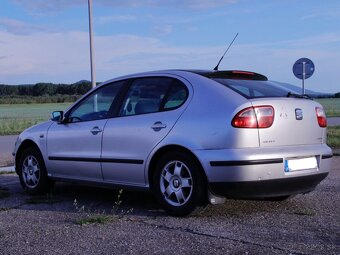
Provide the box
[13,70,333,216]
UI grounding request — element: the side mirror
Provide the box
[51,111,64,123]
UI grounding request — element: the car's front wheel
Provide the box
[18,147,52,195]
[153,151,206,216]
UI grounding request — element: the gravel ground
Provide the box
[0,158,339,254]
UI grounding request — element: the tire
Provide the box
[152,151,206,216]
[17,147,52,195]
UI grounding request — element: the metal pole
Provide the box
[88,0,96,89]
[302,62,305,95]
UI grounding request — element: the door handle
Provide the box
[91,126,102,135]
[151,121,167,131]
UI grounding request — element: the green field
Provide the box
[0,103,71,135]
[316,98,340,117]
[327,126,340,149]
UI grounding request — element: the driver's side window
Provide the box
[69,82,123,123]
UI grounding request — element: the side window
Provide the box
[120,77,173,116]
[163,81,188,110]
[69,81,123,122]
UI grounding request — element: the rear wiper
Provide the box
[286,92,312,99]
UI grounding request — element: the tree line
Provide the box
[0,82,93,104]
[0,82,92,96]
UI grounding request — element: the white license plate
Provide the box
[284,157,317,172]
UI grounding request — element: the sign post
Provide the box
[293,58,315,95]
[88,0,96,89]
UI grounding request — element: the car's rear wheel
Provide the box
[18,147,52,195]
[153,151,206,216]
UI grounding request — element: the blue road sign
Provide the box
[293,58,315,80]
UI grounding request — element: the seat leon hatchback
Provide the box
[13,70,333,216]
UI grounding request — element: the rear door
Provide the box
[101,76,190,186]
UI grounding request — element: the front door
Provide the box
[46,81,123,180]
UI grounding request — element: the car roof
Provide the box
[100,69,268,87]
[137,69,268,81]
[176,69,268,81]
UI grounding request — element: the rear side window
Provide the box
[214,79,289,99]
[163,81,188,110]
[120,77,188,116]
[120,77,171,116]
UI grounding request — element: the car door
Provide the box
[101,76,190,186]
[46,81,124,180]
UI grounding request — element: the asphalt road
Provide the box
[328,117,340,126]
[0,157,339,254]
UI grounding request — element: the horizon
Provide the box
[0,0,339,93]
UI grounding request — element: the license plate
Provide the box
[284,157,317,172]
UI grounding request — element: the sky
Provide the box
[0,0,339,93]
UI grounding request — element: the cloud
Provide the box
[152,25,173,36]
[301,9,340,20]
[0,29,217,83]
[0,18,49,35]
[13,0,237,13]
[0,28,338,93]
[175,0,237,9]
[12,0,83,12]
[96,15,137,24]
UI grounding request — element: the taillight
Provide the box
[315,107,327,127]
[232,106,274,128]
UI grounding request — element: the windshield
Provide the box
[214,79,291,99]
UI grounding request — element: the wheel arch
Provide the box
[15,139,42,174]
[147,145,208,190]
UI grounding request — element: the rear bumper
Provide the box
[209,172,328,199]
[193,144,332,198]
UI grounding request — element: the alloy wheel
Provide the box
[22,155,40,189]
[160,160,193,207]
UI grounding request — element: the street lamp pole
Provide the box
[88,0,96,89]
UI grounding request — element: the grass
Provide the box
[0,171,15,175]
[0,103,71,135]
[73,189,131,226]
[75,214,112,226]
[316,98,340,117]
[327,126,340,149]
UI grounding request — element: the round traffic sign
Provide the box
[293,58,315,80]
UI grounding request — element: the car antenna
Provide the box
[213,32,239,71]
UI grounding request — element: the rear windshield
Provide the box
[214,79,290,99]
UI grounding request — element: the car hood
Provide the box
[21,120,54,135]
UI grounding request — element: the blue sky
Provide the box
[0,0,339,93]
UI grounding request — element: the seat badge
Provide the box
[295,108,303,120]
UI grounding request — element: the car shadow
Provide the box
[0,173,310,218]
[0,174,164,217]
